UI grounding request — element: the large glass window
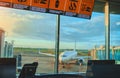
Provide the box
[0,7,106,74]
[110,14,120,64]
[59,12,105,73]
[0,7,56,74]
[1,1,120,75]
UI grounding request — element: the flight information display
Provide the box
[0,0,95,19]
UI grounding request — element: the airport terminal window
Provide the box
[110,13,120,64]
[1,7,107,75]
[1,2,120,76]
[0,7,56,74]
[59,12,105,73]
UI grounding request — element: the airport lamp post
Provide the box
[54,14,60,74]
[105,0,110,60]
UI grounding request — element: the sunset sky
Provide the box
[0,7,120,49]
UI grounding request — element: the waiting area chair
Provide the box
[18,62,38,78]
[86,60,120,78]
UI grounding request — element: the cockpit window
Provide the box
[62,55,67,57]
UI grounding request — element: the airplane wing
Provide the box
[38,52,55,57]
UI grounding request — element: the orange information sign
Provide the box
[0,0,11,2]
[65,0,81,13]
[0,0,12,7]
[79,0,94,16]
[49,0,66,11]
[0,0,95,19]
[12,0,31,6]
[31,0,49,8]
[82,0,94,3]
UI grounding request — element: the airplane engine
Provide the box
[76,58,84,66]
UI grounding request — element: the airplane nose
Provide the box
[59,56,65,64]
[59,57,62,63]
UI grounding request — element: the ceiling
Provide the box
[94,0,120,14]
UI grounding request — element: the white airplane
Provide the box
[58,50,91,66]
[38,49,91,66]
[58,42,91,66]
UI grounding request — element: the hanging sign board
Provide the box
[31,0,49,12]
[49,0,66,14]
[12,0,31,10]
[0,0,95,19]
[64,0,81,17]
[78,0,94,18]
[0,0,12,7]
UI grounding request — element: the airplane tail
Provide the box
[73,41,76,51]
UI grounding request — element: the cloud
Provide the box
[11,13,56,41]
[116,22,120,26]
[60,13,105,42]
[1,7,120,48]
[8,11,120,45]
[0,7,18,37]
[1,7,104,43]
[0,7,51,38]
[11,12,44,20]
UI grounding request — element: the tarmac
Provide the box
[19,53,88,74]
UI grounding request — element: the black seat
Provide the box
[91,64,120,78]
[86,60,115,78]
[18,62,38,78]
[0,58,16,78]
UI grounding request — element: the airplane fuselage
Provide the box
[59,51,77,64]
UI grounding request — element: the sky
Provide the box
[0,7,120,49]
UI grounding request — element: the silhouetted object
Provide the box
[35,74,83,78]
[0,58,16,78]
[79,59,83,66]
[18,62,38,78]
[18,54,22,67]
[91,65,120,78]
[86,60,116,78]
[87,60,115,66]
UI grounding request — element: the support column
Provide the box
[0,29,5,58]
[54,15,60,74]
[93,47,97,60]
[105,1,110,60]
[112,46,115,59]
